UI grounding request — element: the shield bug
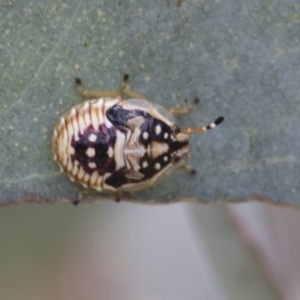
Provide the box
[52,74,224,201]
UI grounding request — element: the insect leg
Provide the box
[121,73,146,100]
[75,77,121,98]
[115,191,122,202]
[169,97,199,114]
[172,159,196,175]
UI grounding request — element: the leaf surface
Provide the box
[0,0,299,205]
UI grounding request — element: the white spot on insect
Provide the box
[88,162,97,169]
[154,163,161,170]
[155,125,161,135]
[86,147,95,157]
[142,161,148,168]
[163,156,168,162]
[143,132,149,140]
[209,123,216,129]
[164,132,168,139]
[107,147,113,158]
[89,134,97,142]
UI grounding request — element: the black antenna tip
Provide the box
[215,116,224,125]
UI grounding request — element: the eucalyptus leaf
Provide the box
[0,0,299,205]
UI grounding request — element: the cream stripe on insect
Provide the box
[83,173,90,185]
[66,157,73,173]
[89,171,99,186]
[57,118,66,163]
[71,108,80,141]
[77,167,85,181]
[66,118,75,152]
[66,108,76,143]
[62,116,73,172]
[83,102,92,127]
[61,119,69,168]
[93,98,104,124]
[114,130,126,170]
[77,107,86,134]
[72,161,79,179]
[96,175,103,190]
[52,129,58,161]
[90,105,99,130]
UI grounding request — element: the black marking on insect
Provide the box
[52,74,224,201]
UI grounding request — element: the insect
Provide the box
[52,74,224,201]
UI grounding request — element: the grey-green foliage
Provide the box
[0,0,299,205]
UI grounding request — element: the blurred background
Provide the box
[1,0,300,299]
[0,201,299,300]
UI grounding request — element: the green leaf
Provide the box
[0,0,299,205]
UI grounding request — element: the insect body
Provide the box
[52,75,224,200]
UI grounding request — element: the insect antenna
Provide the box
[181,116,224,134]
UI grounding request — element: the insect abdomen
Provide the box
[52,98,120,190]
